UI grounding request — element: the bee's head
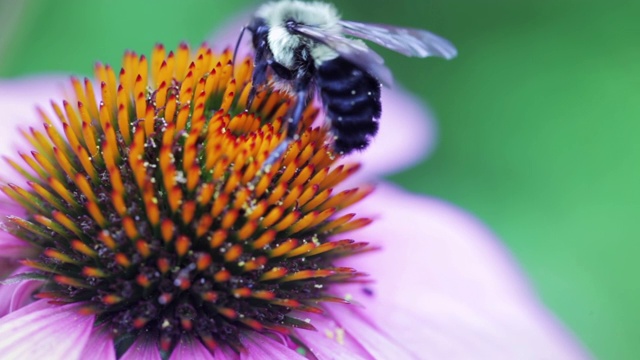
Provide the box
[233,17,269,65]
[247,17,269,48]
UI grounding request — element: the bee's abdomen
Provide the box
[317,57,381,154]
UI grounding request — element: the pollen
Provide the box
[1,43,373,354]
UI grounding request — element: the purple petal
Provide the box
[322,305,416,359]
[0,232,35,260]
[342,87,435,182]
[169,337,214,360]
[0,76,68,161]
[79,327,116,360]
[207,9,253,56]
[0,196,32,261]
[0,212,36,267]
[333,183,588,358]
[343,182,533,306]
[0,258,18,278]
[0,76,69,261]
[239,332,305,360]
[0,300,94,359]
[120,336,162,360]
[0,266,41,316]
[293,312,373,359]
[215,345,241,360]
[332,299,524,358]
[0,235,33,260]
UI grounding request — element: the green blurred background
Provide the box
[1,0,638,358]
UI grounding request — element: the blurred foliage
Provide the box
[1,0,639,358]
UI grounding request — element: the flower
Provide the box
[0,44,588,359]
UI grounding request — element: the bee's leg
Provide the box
[256,86,309,176]
[246,86,258,110]
[285,48,315,142]
[250,55,313,184]
[248,60,293,114]
[287,88,308,140]
[258,61,304,168]
[232,26,247,66]
[262,138,291,169]
[246,35,269,109]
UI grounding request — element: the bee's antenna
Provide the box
[233,25,248,65]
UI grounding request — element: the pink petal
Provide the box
[0,190,30,261]
[214,345,241,360]
[0,266,41,316]
[344,182,532,307]
[0,76,69,260]
[333,299,524,358]
[0,76,68,161]
[0,258,18,278]
[342,87,435,182]
[366,297,581,358]
[79,327,116,360]
[293,312,373,360]
[239,332,305,360]
[0,192,30,261]
[120,337,162,360]
[207,10,253,55]
[0,201,24,219]
[169,337,214,360]
[322,305,416,359]
[333,182,587,358]
[0,235,34,260]
[0,300,94,359]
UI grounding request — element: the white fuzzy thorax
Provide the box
[256,0,342,68]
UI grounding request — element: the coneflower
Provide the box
[0,43,588,359]
[1,43,373,357]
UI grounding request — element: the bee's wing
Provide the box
[290,24,394,87]
[339,20,457,60]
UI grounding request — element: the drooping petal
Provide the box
[0,202,33,261]
[0,267,41,316]
[0,258,15,278]
[0,300,94,359]
[120,337,162,360]
[336,182,588,358]
[344,182,533,308]
[0,235,33,260]
[0,258,19,278]
[293,312,373,360]
[0,76,68,159]
[0,76,69,263]
[79,327,116,360]
[239,332,305,360]
[322,305,417,359]
[214,344,241,360]
[356,296,584,359]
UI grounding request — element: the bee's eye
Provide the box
[285,19,298,31]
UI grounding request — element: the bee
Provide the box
[237,0,456,164]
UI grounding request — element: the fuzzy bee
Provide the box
[237,0,457,163]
